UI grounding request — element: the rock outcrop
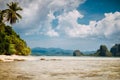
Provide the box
[73,50,83,56]
[110,44,120,57]
[95,45,112,57]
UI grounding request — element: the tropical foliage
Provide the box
[0,2,31,55]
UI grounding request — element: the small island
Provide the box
[73,44,120,57]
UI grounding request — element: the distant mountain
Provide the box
[31,47,95,56]
[32,44,120,57]
[82,51,96,55]
[31,47,73,56]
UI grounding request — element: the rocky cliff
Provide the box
[73,50,83,56]
[94,45,112,57]
[110,44,120,57]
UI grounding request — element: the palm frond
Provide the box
[6,2,22,24]
[16,13,22,19]
[15,3,22,11]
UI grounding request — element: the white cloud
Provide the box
[46,29,59,37]
[57,9,84,36]
[93,12,120,40]
[48,0,85,12]
[1,0,120,41]
[10,0,85,37]
[58,9,84,23]
[57,11,120,41]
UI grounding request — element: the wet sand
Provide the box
[0,56,120,80]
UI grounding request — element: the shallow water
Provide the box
[0,57,120,80]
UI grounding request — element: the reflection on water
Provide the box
[0,57,120,80]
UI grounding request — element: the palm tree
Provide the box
[6,2,22,24]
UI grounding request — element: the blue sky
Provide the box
[0,0,120,51]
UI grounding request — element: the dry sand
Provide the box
[0,55,39,62]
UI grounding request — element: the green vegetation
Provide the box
[0,2,31,55]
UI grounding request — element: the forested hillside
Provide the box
[0,2,30,55]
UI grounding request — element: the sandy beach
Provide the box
[0,55,120,80]
[0,55,39,62]
[0,55,120,62]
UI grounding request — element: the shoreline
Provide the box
[0,55,120,62]
[0,55,39,62]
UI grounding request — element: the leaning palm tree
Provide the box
[6,2,22,24]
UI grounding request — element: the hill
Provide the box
[0,24,31,55]
[31,47,96,56]
[94,45,112,57]
[31,47,73,56]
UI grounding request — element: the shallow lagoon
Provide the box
[0,56,120,80]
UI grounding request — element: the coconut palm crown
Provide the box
[6,2,22,24]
